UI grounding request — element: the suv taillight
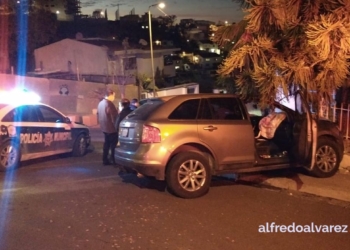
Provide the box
[142,125,161,143]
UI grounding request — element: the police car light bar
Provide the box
[0,89,41,105]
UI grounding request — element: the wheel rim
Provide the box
[0,144,18,168]
[78,137,86,154]
[315,145,337,173]
[177,159,206,192]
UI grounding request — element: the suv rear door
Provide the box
[197,97,255,167]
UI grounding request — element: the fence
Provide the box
[320,103,350,152]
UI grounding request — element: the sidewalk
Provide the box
[237,156,350,202]
[238,171,350,203]
[88,125,350,202]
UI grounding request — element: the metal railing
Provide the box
[320,103,350,152]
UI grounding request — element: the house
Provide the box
[194,20,216,33]
[171,55,183,70]
[198,40,221,55]
[184,28,206,41]
[33,38,180,85]
[193,51,222,69]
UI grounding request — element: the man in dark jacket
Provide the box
[130,98,139,111]
[115,98,133,174]
[97,89,119,165]
[115,98,133,133]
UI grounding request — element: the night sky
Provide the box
[79,0,245,23]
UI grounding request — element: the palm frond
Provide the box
[245,0,286,34]
[210,20,247,47]
[218,35,276,76]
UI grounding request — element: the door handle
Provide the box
[203,126,217,131]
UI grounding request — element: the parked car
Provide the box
[0,102,91,171]
[115,92,344,198]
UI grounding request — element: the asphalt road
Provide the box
[0,143,349,250]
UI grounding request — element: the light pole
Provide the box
[148,2,165,96]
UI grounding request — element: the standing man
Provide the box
[97,89,118,165]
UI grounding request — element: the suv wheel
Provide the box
[310,137,341,178]
[166,152,211,198]
[0,141,20,171]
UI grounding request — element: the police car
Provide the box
[0,90,91,171]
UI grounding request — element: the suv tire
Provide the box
[166,152,211,198]
[310,137,341,178]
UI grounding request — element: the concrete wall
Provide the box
[0,74,138,126]
[142,83,199,99]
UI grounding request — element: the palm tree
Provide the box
[211,0,350,110]
[136,73,157,92]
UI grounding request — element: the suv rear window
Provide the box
[199,97,244,120]
[128,99,165,120]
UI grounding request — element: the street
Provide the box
[0,143,349,250]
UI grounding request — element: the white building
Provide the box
[33,38,180,85]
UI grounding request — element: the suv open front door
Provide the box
[293,91,317,170]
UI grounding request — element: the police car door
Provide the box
[2,105,42,160]
[36,105,72,154]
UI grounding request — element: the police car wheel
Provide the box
[0,141,20,171]
[72,134,87,157]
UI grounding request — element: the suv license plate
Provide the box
[121,128,128,137]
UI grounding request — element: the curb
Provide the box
[239,172,350,203]
[340,154,350,171]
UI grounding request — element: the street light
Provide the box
[148,2,165,96]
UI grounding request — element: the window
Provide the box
[2,105,39,122]
[37,106,65,123]
[123,57,137,70]
[199,98,244,120]
[168,99,200,120]
[198,99,213,119]
[187,87,195,94]
[164,55,173,66]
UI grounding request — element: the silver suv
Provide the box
[115,93,343,198]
